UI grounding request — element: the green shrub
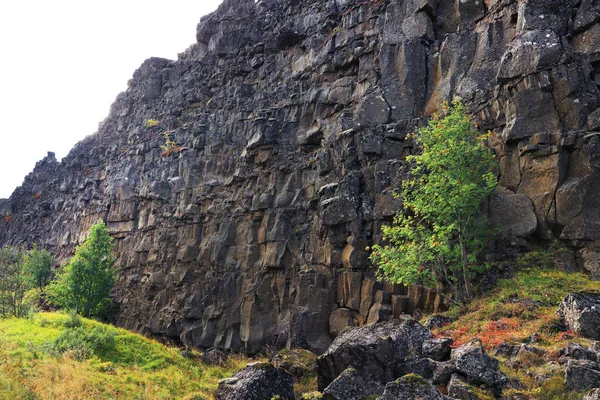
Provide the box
[45,324,116,361]
[47,221,118,319]
[63,310,83,328]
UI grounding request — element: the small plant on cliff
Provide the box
[370,101,497,302]
[145,118,162,128]
[160,130,184,156]
[47,221,118,319]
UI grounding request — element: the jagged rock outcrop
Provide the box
[214,362,295,400]
[1,0,600,353]
[315,320,432,390]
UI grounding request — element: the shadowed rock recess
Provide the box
[1,0,600,353]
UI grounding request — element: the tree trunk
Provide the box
[460,239,473,301]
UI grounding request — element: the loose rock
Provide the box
[214,362,295,400]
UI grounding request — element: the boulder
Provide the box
[322,367,385,400]
[494,342,521,358]
[315,320,431,390]
[579,248,600,281]
[395,358,438,379]
[565,359,600,391]
[378,374,447,400]
[447,373,478,400]
[422,337,453,361]
[200,348,228,366]
[433,361,457,385]
[270,348,317,381]
[557,293,600,340]
[451,339,508,391]
[214,362,295,400]
[559,342,598,363]
[424,315,454,330]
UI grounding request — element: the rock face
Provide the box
[1,0,600,353]
[214,362,295,400]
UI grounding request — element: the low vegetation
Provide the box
[432,249,600,399]
[0,312,256,399]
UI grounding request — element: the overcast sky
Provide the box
[0,0,222,198]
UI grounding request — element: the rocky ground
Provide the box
[215,251,600,399]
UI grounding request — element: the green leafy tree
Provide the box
[0,246,29,317]
[47,221,118,318]
[370,101,497,302]
[23,243,54,291]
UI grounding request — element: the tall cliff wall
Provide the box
[1,0,600,353]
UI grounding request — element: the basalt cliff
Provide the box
[1,0,599,354]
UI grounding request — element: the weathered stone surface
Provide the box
[322,367,385,400]
[559,342,598,363]
[447,373,478,400]
[270,348,317,381]
[395,357,437,379]
[214,362,295,400]
[315,320,431,390]
[422,337,453,361]
[579,248,600,280]
[1,0,600,356]
[424,315,454,330]
[489,187,537,237]
[433,360,457,385]
[378,374,446,400]
[200,348,228,366]
[451,339,508,390]
[328,308,355,338]
[558,293,600,340]
[565,359,600,391]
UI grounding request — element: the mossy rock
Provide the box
[398,373,430,387]
[270,348,317,379]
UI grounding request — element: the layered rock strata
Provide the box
[1,0,600,352]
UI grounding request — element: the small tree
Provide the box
[370,101,497,302]
[0,246,29,317]
[23,243,54,291]
[47,221,118,318]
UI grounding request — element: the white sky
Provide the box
[0,0,222,198]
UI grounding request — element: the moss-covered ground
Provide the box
[431,249,600,399]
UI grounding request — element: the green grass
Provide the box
[431,249,600,400]
[0,312,257,399]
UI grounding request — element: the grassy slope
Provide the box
[432,250,600,399]
[0,312,257,400]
